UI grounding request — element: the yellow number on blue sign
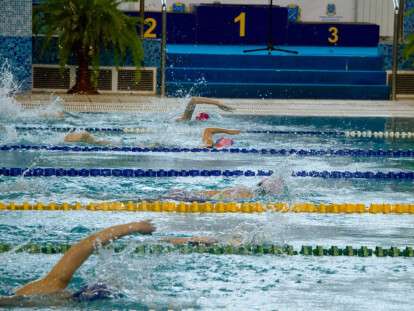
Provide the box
[328,26,339,44]
[144,18,157,38]
[234,12,246,37]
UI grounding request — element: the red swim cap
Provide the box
[215,137,234,149]
[196,112,209,121]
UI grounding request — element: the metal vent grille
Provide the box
[32,65,156,94]
[388,73,414,95]
[75,69,112,91]
[33,67,70,89]
[118,69,155,92]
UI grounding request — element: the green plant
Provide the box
[403,8,414,68]
[34,0,143,94]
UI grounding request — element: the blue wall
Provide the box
[380,0,414,70]
[33,37,160,68]
[0,0,32,91]
[404,0,414,39]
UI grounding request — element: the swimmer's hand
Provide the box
[133,220,156,235]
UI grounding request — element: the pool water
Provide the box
[1,91,414,309]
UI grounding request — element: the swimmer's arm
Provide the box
[190,97,234,111]
[202,128,241,147]
[15,221,155,296]
[64,132,112,146]
[177,97,234,121]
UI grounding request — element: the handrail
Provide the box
[391,0,402,100]
[140,0,145,38]
[160,0,167,97]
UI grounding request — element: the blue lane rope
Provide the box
[1,145,414,158]
[292,170,414,180]
[0,167,274,178]
[2,167,413,180]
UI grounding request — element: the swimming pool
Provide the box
[1,95,414,309]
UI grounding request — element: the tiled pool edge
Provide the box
[16,94,414,118]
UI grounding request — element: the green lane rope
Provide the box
[1,243,413,257]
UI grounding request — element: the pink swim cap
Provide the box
[196,112,210,121]
[215,137,234,149]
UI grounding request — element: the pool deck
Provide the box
[17,93,414,118]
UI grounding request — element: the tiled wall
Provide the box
[0,0,32,91]
[404,0,414,38]
[380,0,414,70]
[33,37,161,68]
[380,43,412,70]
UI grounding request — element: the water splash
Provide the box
[79,244,199,309]
[0,61,65,121]
[0,61,24,117]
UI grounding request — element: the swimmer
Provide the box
[0,221,155,307]
[176,97,235,121]
[62,98,235,145]
[63,126,240,147]
[39,111,65,119]
[64,131,112,145]
[163,176,286,202]
[202,127,241,148]
[38,110,78,119]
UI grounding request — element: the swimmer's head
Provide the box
[256,176,284,196]
[72,283,112,302]
[214,137,234,149]
[196,112,209,121]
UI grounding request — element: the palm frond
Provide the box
[34,0,144,88]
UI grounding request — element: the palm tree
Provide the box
[34,0,143,94]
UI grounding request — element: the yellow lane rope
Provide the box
[1,201,414,214]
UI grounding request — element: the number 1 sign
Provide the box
[195,5,288,45]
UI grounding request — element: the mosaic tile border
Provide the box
[0,0,32,37]
[0,36,32,91]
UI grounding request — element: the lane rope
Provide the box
[0,167,273,178]
[0,242,412,257]
[1,201,414,214]
[2,144,414,158]
[13,126,414,139]
[293,170,414,180]
[1,167,413,180]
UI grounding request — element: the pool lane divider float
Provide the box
[2,201,414,214]
[249,130,414,139]
[13,127,414,139]
[292,170,414,180]
[0,167,273,178]
[2,167,414,180]
[0,243,413,257]
[3,144,414,159]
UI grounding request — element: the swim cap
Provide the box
[196,112,209,121]
[215,137,234,149]
[72,283,112,302]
